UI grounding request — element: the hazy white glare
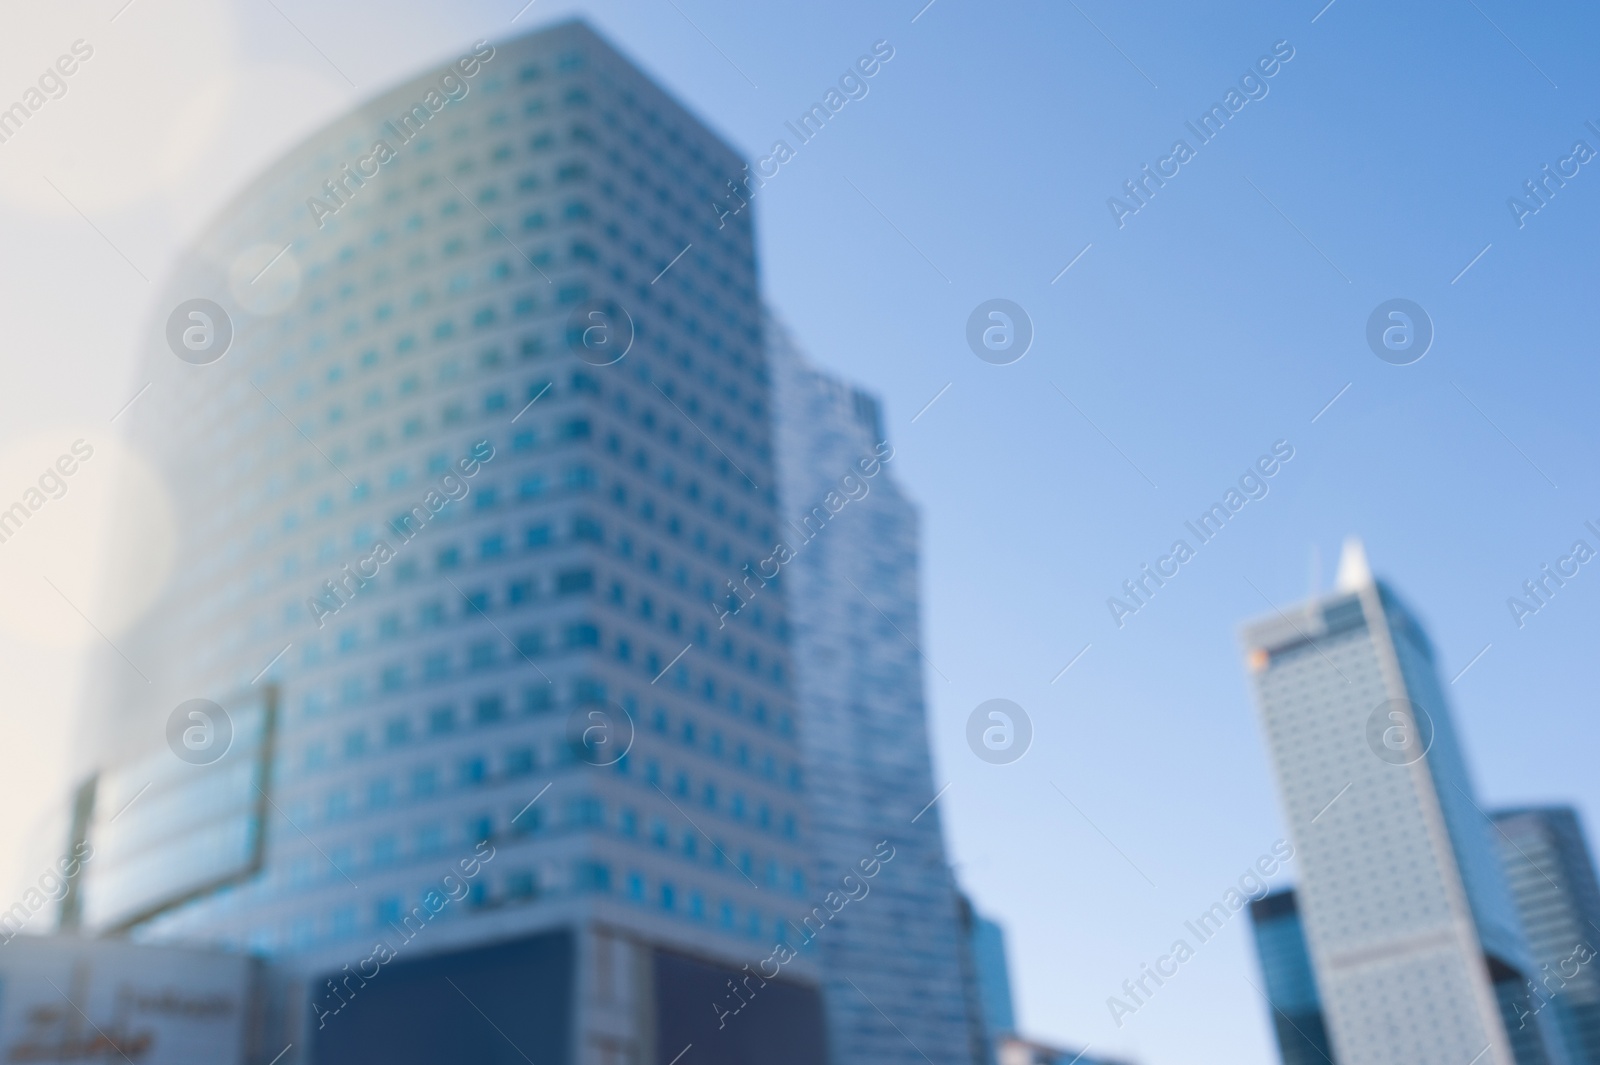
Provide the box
[0,0,240,216]
[0,431,177,648]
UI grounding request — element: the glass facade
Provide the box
[1248,888,1337,1065]
[1492,806,1600,1065]
[970,912,1016,1041]
[769,315,988,1065]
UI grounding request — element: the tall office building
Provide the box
[1492,807,1600,1064]
[82,20,833,1064]
[1247,888,1337,1065]
[769,318,989,1065]
[1240,539,1571,1065]
[969,908,1017,1041]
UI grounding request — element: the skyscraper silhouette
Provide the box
[1492,806,1600,1065]
[84,20,838,1063]
[1247,888,1337,1065]
[1240,539,1571,1065]
[770,316,989,1065]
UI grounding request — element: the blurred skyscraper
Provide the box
[1247,888,1336,1065]
[769,316,989,1065]
[1241,539,1571,1065]
[1492,807,1600,1064]
[81,19,843,1064]
[968,908,1017,1040]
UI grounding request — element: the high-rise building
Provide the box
[82,19,834,1064]
[969,909,1017,1041]
[769,317,988,1065]
[1247,888,1336,1065]
[1491,807,1600,1064]
[1240,539,1571,1065]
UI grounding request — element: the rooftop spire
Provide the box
[1335,536,1373,592]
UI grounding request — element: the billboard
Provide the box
[79,686,278,933]
[0,936,259,1065]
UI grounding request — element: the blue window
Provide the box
[565,464,595,490]
[523,686,553,714]
[578,862,611,894]
[564,623,599,648]
[417,825,444,854]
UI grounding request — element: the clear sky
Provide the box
[1,0,1597,1062]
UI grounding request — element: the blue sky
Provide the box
[2,0,1598,1061]
[585,2,1600,1059]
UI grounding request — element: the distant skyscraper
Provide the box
[1247,888,1336,1065]
[970,909,1017,1040]
[769,316,988,1065]
[1492,807,1600,1064]
[1241,539,1572,1065]
[82,20,832,1064]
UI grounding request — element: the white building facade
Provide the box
[1241,541,1571,1065]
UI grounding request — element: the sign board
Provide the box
[0,936,258,1065]
[79,686,278,933]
